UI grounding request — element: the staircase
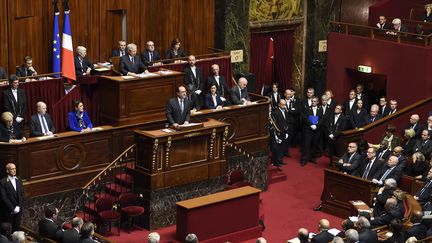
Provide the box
[76,145,136,225]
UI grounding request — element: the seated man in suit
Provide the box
[38,205,63,241]
[404,211,427,240]
[387,18,409,35]
[359,147,384,180]
[166,86,190,128]
[373,178,398,217]
[79,222,98,243]
[111,40,127,57]
[336,142,362,175]
[29,101,55,137]
[414,130,432,160]
[63,217,83,243]
[376,15,392,30]
[183,55,204,110]
[74,46,94,77]
[0,66,7,79]
[119,43,148,77]
[206,64,229,101]
[366,104,381,124]
[370,198,403,227]
[372,155,403,186]
[2,75,26,125]
[388,99,398,115]
[0,112,26,143]
[141,41,161,66]
[414,168,432,207]
[356,216,378,243]
[378,96,390,117]
[16,56,37,81]
[230,77,251,105]
[406,114,422,139]
[311,219,334,243]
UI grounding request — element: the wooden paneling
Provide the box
[1,0,214,75]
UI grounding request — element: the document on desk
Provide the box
[92,127,104,131]
[162,128,175,133]
[138,73,158,78]
[179,122,201,127]
[122,76,135,80]
[328,228,341,236]
[159,70,173,75]
[36,135,56,140]
[94,67,110,72]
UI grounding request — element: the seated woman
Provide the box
[0,112,26,143]
[368,124,401,152]
[402,128,418,157]
[166,38,186,63]
[424,4,432,23]
[204,83,223,110]
[404,152,428,179]
[68,100,93,132]
[350,99,367,128]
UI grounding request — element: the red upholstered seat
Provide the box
[95,197,121,236]
[119,193,145,233]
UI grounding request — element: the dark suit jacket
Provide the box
[29,113,55,137]
[338,152,362,175]
[302,106,323,128]
[414,140,432,160]
[405,122,422,140]
[74,56,94,77]
[311,230,334,243]
[2,88,26,118]
[383,232,405,243]
[0,67,6,79]
[63,228,80,243]
[111,48,128,57]
[376,147,392,161]
[377,22,392,30]
[379,105,390,117]
[140,50,161,66]
[373,166,403,184]
[38,218,63,241]
[327,114,347,138]
[343,99,357,116]
[166,97,191,126]
[0,176,24,216]
[404,223,427,240]
[68,111,93,132]
[79,237,98,243]
[166,49,186,61]
[16,64,35,77]
[271,108,292,135]
[370,208,404,227]
[230,86,250,105]
[206,75,229,97]
[350,109,368,128]
[119,55,147,75]
[0,122,24,142]
[358,157,384,180]
[183,66,204,93]
[204,94,223,109]
[358,228,378,243]
[0,234,8,243]
[268,92,282,109]
[415,179,432,205]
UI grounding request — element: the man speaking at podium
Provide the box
[166,86,191,128]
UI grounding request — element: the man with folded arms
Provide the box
[29,101,55,137]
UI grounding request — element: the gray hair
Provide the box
[148,232,160,243]
[392,18,401,25]
[76,46,86,53]
[256,237,267,243]
[357,216,370,229]
[185,233,198,243]
[345,229,359,242]
[11,231,26,243]
[127,43,137,51]
[384,178,397,189]
[332,237,344,243]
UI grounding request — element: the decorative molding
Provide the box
[152,139,159,171]
[165,136,172,169]
[249,18,303,33]
[210,128,217,159]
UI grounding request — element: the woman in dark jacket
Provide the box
[350,99,367,128]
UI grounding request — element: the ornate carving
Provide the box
[184,132,201,138]
[222,126,229,156]
[210,128,217,159]
[57,143,85,171]
[152,139,159,171]
[165,136,172,169]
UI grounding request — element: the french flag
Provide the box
[61,10,76,82]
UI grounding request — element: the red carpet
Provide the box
[108,148,342,243]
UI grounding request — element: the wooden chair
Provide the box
[118,192,145,233]
[95,197,121,236]
[110,56,122,76]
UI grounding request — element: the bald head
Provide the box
[298,228,309,241]
[6,163,16,176]
[37,101,47,115]
[387,155,399,167]
[410,114,419,124]
[238,77,248,89]
[188,55,196,66]
[319,219,330,231]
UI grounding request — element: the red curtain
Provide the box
[272,31,294,92]
[250,33,273,93]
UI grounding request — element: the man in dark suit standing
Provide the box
[140,41,161,66]
[267,83,281,110]
[74,46,94,77]
[206,64,229,100]
[359,148,384,180]
[0,66,7,79]
[378,97,390,117]
[270,99,291,168]
[16,56,38,81]
[119,43,148,76]
[29,101,55,137]
[230,77,251,105]
[2,75,26,125]
[311,219,334,243]
[183,55,204,109]
[327,104,347,159]
[166,86,191,128]
[38,205,63,241]
[111,40,127,57]
[284,88,301,149]
[63,217,83,243]
[300,96,322,166]
[0,163,24,232]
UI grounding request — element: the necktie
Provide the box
[131,57,134,64]
[419,181,432,196]
[180,99,184,113]
[80,60,83,72]
[121,51,124,56]
[362,161,373,179]
[380,168,393,182]
[41,115,49,134]
[149,52,153,62]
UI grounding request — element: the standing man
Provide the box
[388,99,398,115]
[141,41,161,66]
[119,43,148,77]
[327,104,347,159]
[166,86,191,128]
[206,64,229,100]
[230,77,251,105]
[2,75,26,125]
[29,101,55,137]
[183,55,204,109]
[378,97,390,117]
[300,96,322,166]
[0,163,24,232]
[74,46,94,77]
[267,83,282,110]
[270,99,291,169]
[111,40,127,57]
[284,88,301,150]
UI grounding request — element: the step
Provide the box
[105,183,130,194]
[94,192,118,202]
[115,173,134,185]
[84,202,97,214]
[269,172,287,184]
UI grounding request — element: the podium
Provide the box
[134,119,229,190]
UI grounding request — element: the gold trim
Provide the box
[152,139,159,171]
[184,132,201,138]
[165,136,172,169]
[210,128,216,159]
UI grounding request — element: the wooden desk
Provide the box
[98,70,183,126]
[176,186,261,242]
[134,119,229,190]
[322,169,378,218]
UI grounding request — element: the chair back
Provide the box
[111,56,121,75]
[119,193,139,207]
[95,197,114,212]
